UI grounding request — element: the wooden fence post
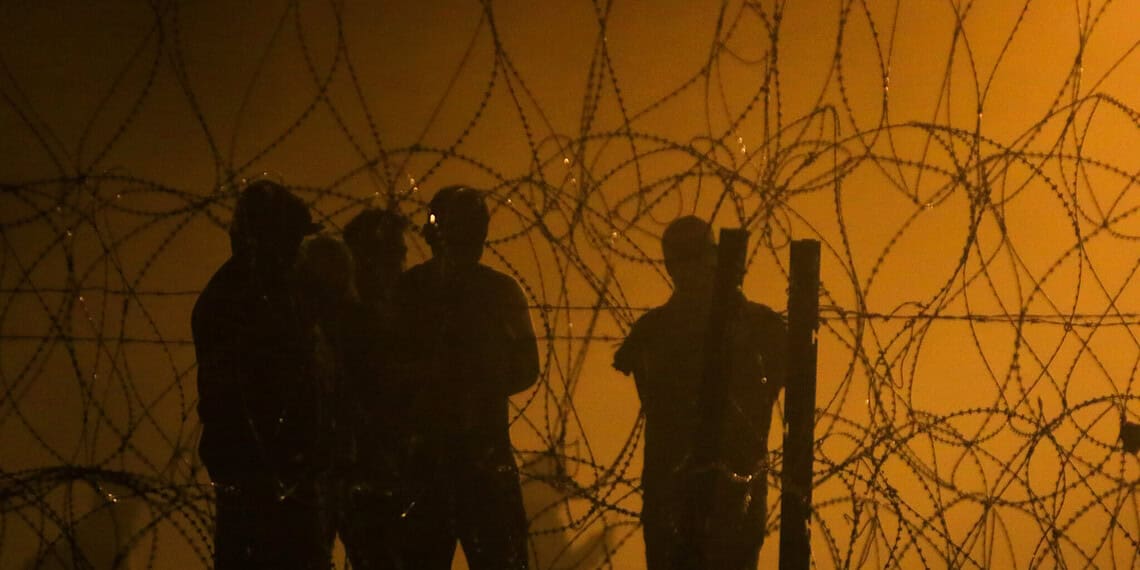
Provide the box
[779,239,821,570]
[685,228,750,568]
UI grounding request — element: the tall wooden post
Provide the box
[694,228,751,459]
[684,228,750,569]
[779,239,821,570]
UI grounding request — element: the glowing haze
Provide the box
[3,1,1140,568]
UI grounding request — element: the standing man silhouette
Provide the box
[613,216,787,570]
[192,181,330,569]
[393,186,539,570]
[336,209,410,569]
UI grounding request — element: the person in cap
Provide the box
[391,186,539,570]
[192,180,332,569]
[613,215,787,570]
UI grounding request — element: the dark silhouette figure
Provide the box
[343,208,408,313]
[392,186,539,570]
[613,216,786,570]
[307,211,408,570]
[192,181,331,569]
[294,234,396,569]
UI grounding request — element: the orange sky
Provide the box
[4,1,1140,568]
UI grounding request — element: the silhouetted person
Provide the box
[341,208,410,569]
[192,180,331,569]
[297,223,407,570]
[613,216,786,570]
[294,235,385,568]
[343,208,408,314]
[392,186,539,570]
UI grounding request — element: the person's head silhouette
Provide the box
[343,208,407,303]
[662,215,717,296]
[296,235,356,319]
[422,185,490,266]
[229,180,321,274]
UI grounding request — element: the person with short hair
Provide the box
[392,186,539,570]
[613,215,787,570]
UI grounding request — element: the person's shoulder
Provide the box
[193,260,241,315]
[742,300,782,320]
[741,300,785,329]
[198,258,239,290]
[620,304,672,345]
[740,300,786,348]
[632,304,669,331]
[613,304,667,374]
[400,260,434,281]
[474,263,521,287]
[472,263,530,301]
[192,259,248,338]
[394,261,434,292]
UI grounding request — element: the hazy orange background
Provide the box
[4,1,1140,568]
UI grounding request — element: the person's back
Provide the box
[613,216,786,570]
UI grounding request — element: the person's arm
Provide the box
[193,300,246,429]
[500,278,540,395]
[614,310,654,377]
[613,330,638,376]
[192,294,257,483]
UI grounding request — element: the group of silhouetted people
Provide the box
[193,181,537,569]
[193,180,786,570]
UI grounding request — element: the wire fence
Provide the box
[4,1,1140,568]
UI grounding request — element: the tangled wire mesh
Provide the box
[4,1,1140,568]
